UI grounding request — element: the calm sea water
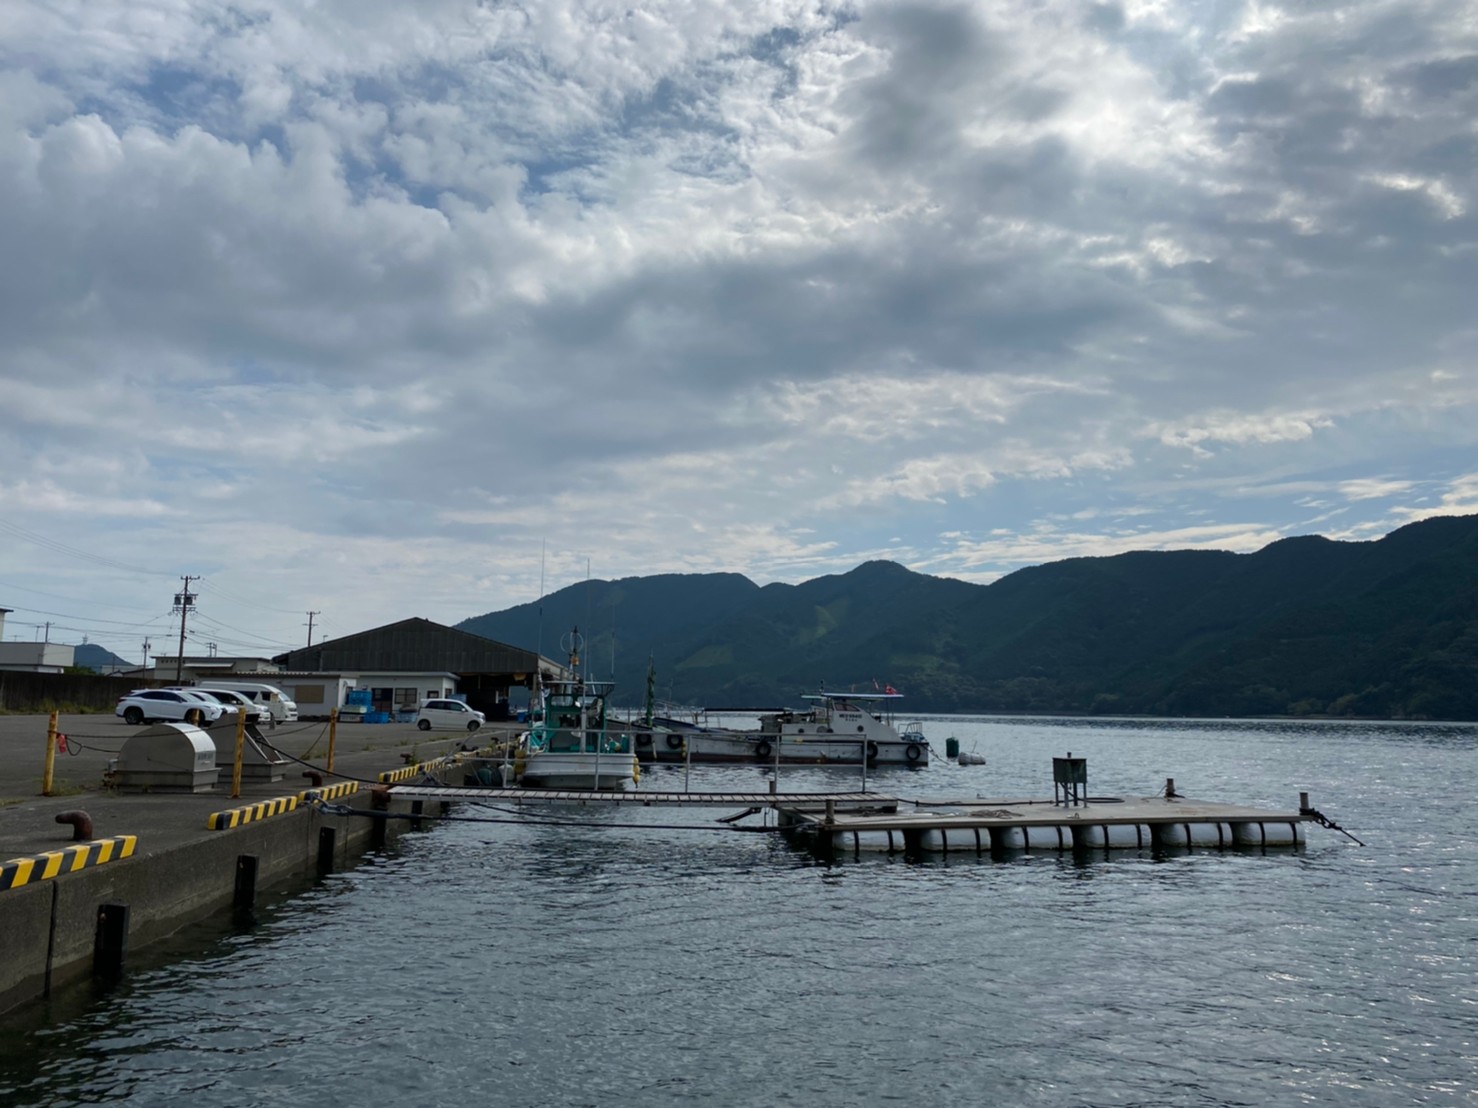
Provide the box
[2,717,1474,1107]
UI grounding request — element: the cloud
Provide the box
[1,0,1476,654]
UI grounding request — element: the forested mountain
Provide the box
[72,643,131,671]
[457,514,1478,720]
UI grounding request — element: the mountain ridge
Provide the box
[456,514,1478,720]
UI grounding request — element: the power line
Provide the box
[189,611,297,649]
[184,629,290,654]
[0,579,163,612]
[195,578,305,616]
[0,518,172,577]
[0,603,176,629]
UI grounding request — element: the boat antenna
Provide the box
[535,539,546,663]
[533,539,546,707]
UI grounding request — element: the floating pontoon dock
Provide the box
[783,793,1310,856]
[389,783,1320,856]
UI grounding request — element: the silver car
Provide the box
[193,688,271,725]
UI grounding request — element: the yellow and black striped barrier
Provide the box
[378,758,453,784]
[1,836,138,892]
[299,781,359,803]
[206,796,299,831]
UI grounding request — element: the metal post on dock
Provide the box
[860,739,868,794]
[327,709,338,774]
[43,711,59,796]
[1165,777,1177,799]
[230,707,247,799]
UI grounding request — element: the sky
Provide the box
[1,0,1476,664]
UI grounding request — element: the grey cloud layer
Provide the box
[1,0,1474,643]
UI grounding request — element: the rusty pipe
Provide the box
[55,810,93,841]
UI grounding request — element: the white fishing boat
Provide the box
[643,691,930,767]
[513,632,639,791]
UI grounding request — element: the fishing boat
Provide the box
[512,631,639,791]
[642,691,930,767]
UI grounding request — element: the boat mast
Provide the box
[643,656,655,728]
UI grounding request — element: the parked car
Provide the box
[115,689,230,727]
[187,687,271,725]
[197,681,298,723]
[416,699,485,732]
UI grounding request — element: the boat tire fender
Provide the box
[755,740,773,761]
[666,733,684,751]
[905,742,923,762]
[866,740,879,761]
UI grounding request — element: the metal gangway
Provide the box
[389,785,897,808]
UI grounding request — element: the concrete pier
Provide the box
[0,712,522,1017]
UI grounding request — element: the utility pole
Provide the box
[207,642,218,658]
[172,575,197,683]
[141,638,152,674]
[306,611,320,647]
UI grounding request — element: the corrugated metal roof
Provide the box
[274,617,553,677]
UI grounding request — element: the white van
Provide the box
[416,698,485,732]
[202,681,299,724]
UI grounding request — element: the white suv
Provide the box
[416,699,485,732]
[116,689,230,727]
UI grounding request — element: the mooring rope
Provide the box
[1301,805,1365,846]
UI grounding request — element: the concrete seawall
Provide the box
[0,712,519,1017]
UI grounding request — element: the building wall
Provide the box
[350,673,458,715]
[280,676,357,719]
[0,642,75,674]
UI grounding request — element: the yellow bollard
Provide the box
[43,710,59,796]
[231,707,247,800]
[327,708,338,774]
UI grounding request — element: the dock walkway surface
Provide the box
[0,713,521,861]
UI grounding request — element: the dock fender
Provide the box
[754,740,773,760]
[904,742,923,762]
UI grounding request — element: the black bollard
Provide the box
[234,854,259,913]
[93,903,130,983]
[317,827,336,876]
